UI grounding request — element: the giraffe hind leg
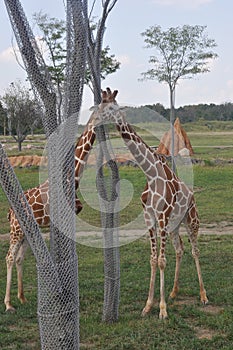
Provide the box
[185,219,208,304]
[169,227,184,300]
[5,236,24,312]
[142,224,158,317]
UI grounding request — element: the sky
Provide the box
[0,0,233,123]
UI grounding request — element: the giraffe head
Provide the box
[102,87,118,104]
[91,87,123,126]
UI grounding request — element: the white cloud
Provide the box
[152,0,212,9]
[0,47,15,63]
[0,37,48,65]
[117,55,131,66]
[227,79,233,88]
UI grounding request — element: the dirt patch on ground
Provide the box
[8,154,136,168]
[200,304,224,315]
[174,296,225,340]
[1,224,233,242]
[193,326,218,340]
[9,155,47,167]
[174,296,224,316]
[193,308,227,340]
[172,296,197,306]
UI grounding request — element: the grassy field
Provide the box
[0,164,233,234]
[0,122,232,349]
[0,235,233,349]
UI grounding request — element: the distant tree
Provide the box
[222,102,233,121]
[0,101,7,136]
[141,24,218,168]
[145,102,168,119]
[1,81,41,151]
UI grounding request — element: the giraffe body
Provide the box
[4,116,96,312]
[95,88,208,319]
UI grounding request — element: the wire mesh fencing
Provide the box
[3,0,88,348]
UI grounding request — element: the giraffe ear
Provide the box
[106,87,112,95]
[89,105,98,111]
[112,90,118,99]
[101,90,108,103]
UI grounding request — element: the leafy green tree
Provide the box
[33,11,120,119]
[141,24,218,168]
[1,81,41,151]
[33,12,66,123]
[33,12,66,85]
[85,45,120,93]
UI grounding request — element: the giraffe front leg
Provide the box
[5,257,15,312]
[142,227,158,317]
[170,230,184,300]
[5,233,24,312]
[158,229,168,319]
[159,260,167,319]
[16,240,28,305]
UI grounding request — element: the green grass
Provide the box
[0,163,233,234]
[0,124,233,348]
[78,164,233,228]
[125,123,233,162]
[0,235,233,349]
[194,165,233,223]
[183,120,233,132]
[77,166,146,229]
[189,131,233,161]
[189,133,233,147]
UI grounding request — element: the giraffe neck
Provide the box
[74,122,96,188]
[115,111,164,179]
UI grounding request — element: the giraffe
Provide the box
[4,89,119,312]
[4,113,96,312]
[94,88,208,319]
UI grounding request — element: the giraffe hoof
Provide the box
[159,304,168,319]
[19,296,27,304]
[159,311,168,320]
[169,291,177,300]
[6,305,16,313]
[169,285,179,300]
[141,309,147,317]
[200,290,208,305]
[141,307,150,317]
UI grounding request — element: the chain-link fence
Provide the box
[3,0,88,348]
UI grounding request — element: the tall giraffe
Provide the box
[4,113,96,312]
[94,88,208,319]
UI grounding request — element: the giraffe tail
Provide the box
[7,209,12,222]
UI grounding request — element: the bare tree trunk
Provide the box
[18,140,22,152]
[87,0,120,323]
[3,119,6,136]
[169,86,176,172]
